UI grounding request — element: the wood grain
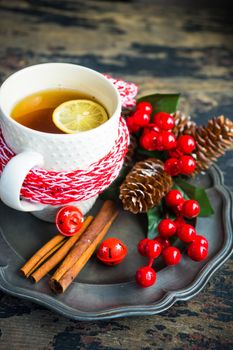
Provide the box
[0,1,232,349]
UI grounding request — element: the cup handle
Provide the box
[0,151,46,211]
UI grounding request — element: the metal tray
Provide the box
[0,165,232,320]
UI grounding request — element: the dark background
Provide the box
[0,1,232,349]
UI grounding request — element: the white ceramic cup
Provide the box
[0,63,121,221]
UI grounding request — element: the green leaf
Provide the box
[172,183,189,200]
[146,204,179,246]
[136,147,165,160]
[137,93,180,114]
[147,204,163,239]
[175,178,214,217]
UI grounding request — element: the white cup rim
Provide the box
[0,63,121,138]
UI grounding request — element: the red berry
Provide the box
[126,117,140,133]
[193,235,208,248]
[140,131,157,150]
[175,199,185,213]
[182,200,200,218]
[158,219,177,238]
[97,238,127,265]
[164,158,180,176]
[154,133,164,150]
[154,236,170,250]
[137,238,151,256]
[144,240,162,259]
[136,266,156,288]
[177,135,196,154]
[179,155,196,175]
[160,131,177,150]
[187,242,208,261]
[56,206,84,236]
[174,217,186,229]
[153,112,175,130]
[143,123,161,135]
[165,189,184,207]
[137,101,153,114]
[167,148,184,158]
[133,110,151,127]
[163,247,181,265]
[177,224,196,243]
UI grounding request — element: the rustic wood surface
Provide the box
[0,1,232,349]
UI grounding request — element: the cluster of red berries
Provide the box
[126,101,153,133]
[164,135,196,176]
[136,189,209,288]
[127,102,177,151]
[126,101,197,177]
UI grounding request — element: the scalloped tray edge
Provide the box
[0,165,232,320]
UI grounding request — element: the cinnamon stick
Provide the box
[50,200,119,293]
[20,235,66,277]
[26,240,65,277]
[30,216,93,283]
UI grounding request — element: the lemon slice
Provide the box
[52,99,108,133]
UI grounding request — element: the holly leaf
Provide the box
[147,204,163,239]
[137,93,180,114]
[136,147,166,160]
[146,204,179,247]
[172,183,189,200]
[175,178,214,217]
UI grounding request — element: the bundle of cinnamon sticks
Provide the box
[20,200,119,293]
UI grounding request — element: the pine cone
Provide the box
[120,158,173,214]
[190,115,233,173]
[172,111,196,137]
[123,135,137,168]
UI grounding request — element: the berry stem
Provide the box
[148,258,154,268]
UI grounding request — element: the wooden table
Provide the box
[0,1,232,349]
